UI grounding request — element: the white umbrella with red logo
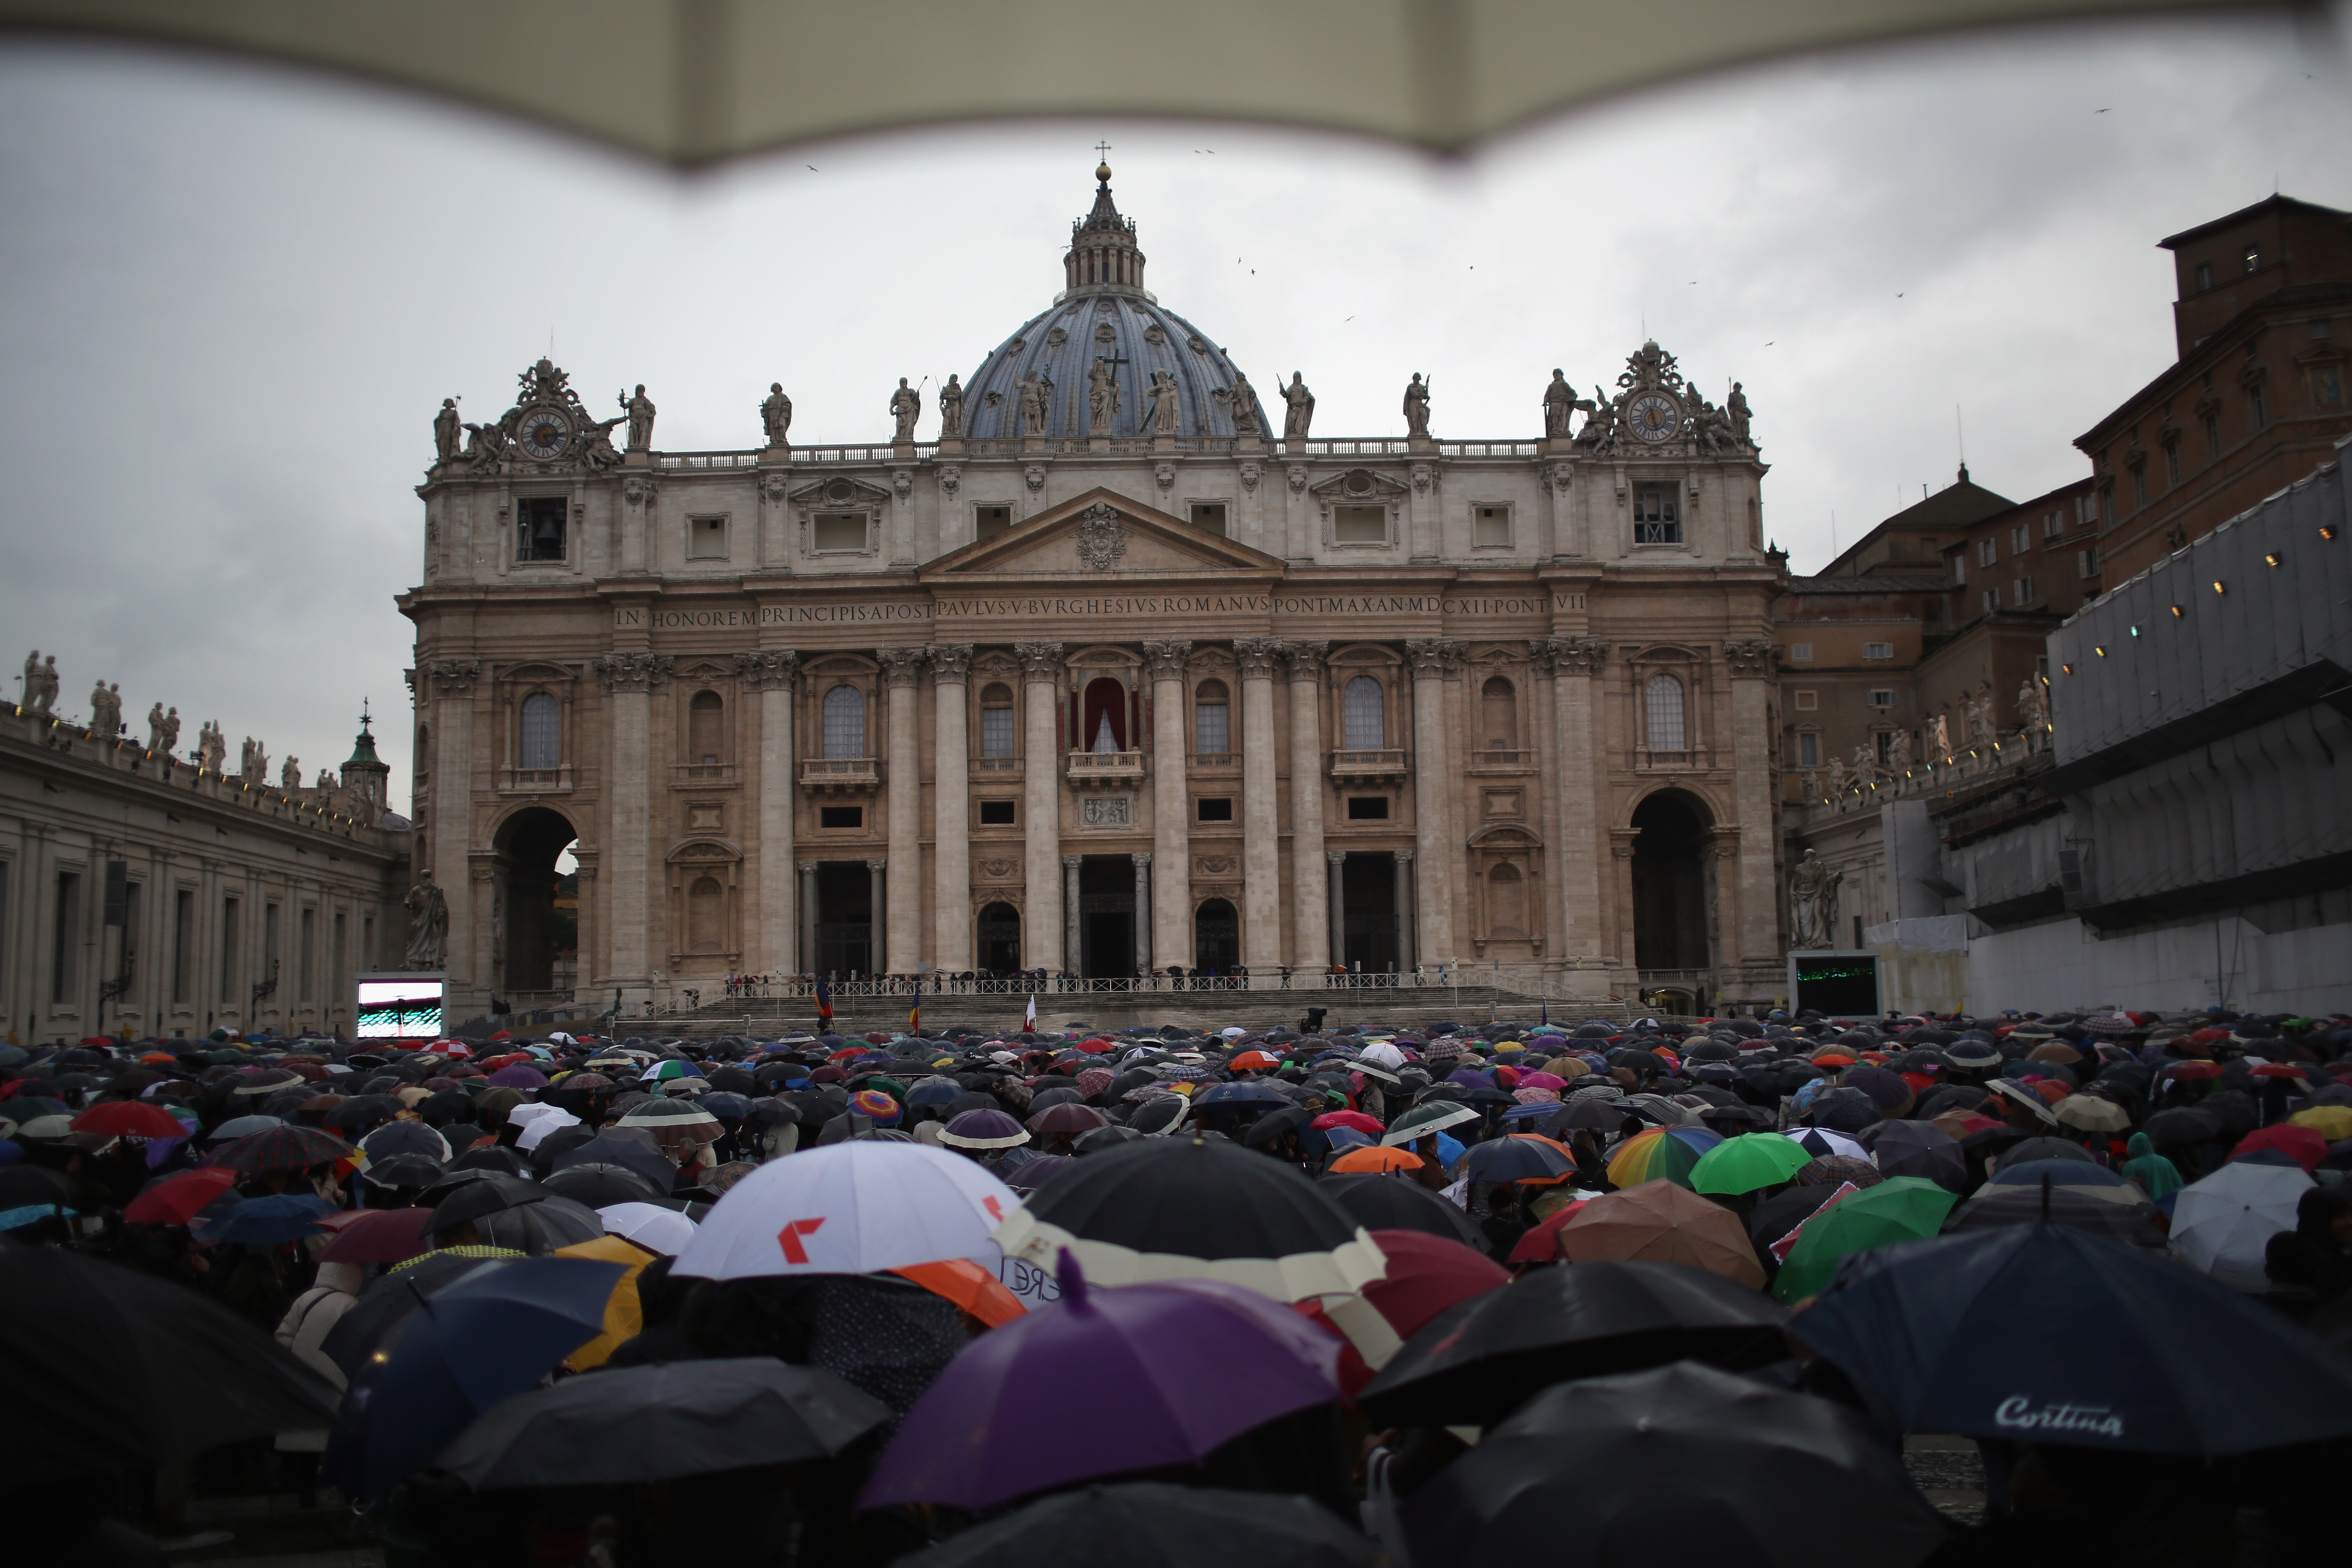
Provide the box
[671,1141,1017,1281]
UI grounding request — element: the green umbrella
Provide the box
[1773,1176,1957,1305]
[1690,1132,1811,1196]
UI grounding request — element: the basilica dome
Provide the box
[960,167,1274,443]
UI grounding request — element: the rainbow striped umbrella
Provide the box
[1605,1126,1722,1191]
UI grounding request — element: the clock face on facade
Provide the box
[1626,392,1682,444]
[519,406,572,460]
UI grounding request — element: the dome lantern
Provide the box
[1065,158,1146,298]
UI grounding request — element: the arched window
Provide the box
[1645,673,1687,751]
[1480,676,1517,750]
[519,694,559,769]
[687,690,724,764]
[1488,863,1528,938]
[1193,679,1230,755]
[687,875,725,953]
[978,682,1016,759]
[822,684,866,758]
[1343,676,1385,749]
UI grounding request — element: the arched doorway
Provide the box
[977,901,1021,973]
[493,806,578,999]
[1630,791,1711,971]
[1194,898,1239,974]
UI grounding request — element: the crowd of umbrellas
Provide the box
[4,1001,2352,1567]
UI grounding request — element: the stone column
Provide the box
[1015,643,1065,976]
[1403,640,1457,966]
[426,659,480,985]
[797,861,818,973]
[1062,854,1082,977]
[1131,853,1152,973]
[620,477,655,572]
[1544,639,1610,979]
[1142,639,1194,971]
[1724,640,1782,974]
[1394,851,1416,973]
[930,644,975,973]
[1325,850,1346,968]
[876,647,928,974]
[865,858,887,973]
[590,653,668,993]
[737,650,800,977]
[1234,638,1283,971]
[1283,641,1331,972]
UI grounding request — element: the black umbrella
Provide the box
[430,1172,546,1233]
[471,1194,605,1254]
[441,1357,888,1488]
[1996,1135,2095,1169]
[1863,1120,1967,1192]
[2142,1107,2223,1146]
[0,1247,339,1485]
[551,1132,677,1191]
[1071,1124,1143,1155]
[448,1144,532,1176]
[1317,1173,1484,1248]
[1795,1221,2352,1456]
[363,1153,448,1191]
[543,1163,667,1209]
[1944,1183,2167,1245]
[1546,1098,1633,1133]
[894,1482,1376,1568]
[993,1136,1383,1301]
[320,1253,501,1379]
[1400,1361,1948,1568]
[1360,1262,1790,1428]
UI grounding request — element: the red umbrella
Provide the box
[2165,1060,2225,1081]
[210,1123,350,1175]
[2232,1125,2328,1174]
[1509,1200,1590,1263]
[1027,1102,1109,1135]
[1359,1228,1509,1341]
[316,1207,433,1264]
[1312,1111,1385,1137]
[123,1167,236,1225]
[2250,1063,2311,1080]
[71,1102,189,1140]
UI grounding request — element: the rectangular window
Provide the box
[1333,505,1386,544]
[1793,689,1817,710]
[2013,577,2035,606]
[52,870,80,1003]
[979,704,1015,759]
[2078,547,2100,578]
[2249,384,2266,428]
[519,693,561,769]
[2205,413,2222,455]
[1867,689,1897,709]
[1787,643,1813,663]
[2087,489,2104,526]
[333,911,347,1006]
[299,907,316,1001]
[1798,732,1821,767]
[2163,443,2180,486]
[1473,505,1512,547]
[173,888,194,1002]
[976,504,1013,540]
[1345,796,1389,821]
[1645,678,1686,751]
[1953,553,1965,584]
[515,496,567,562]
[1982,589,2001,616]
[812,512,869,552]
[819,805,864,830]
[1877,731,1897,765]
[1632,485,1681,545]
[1198,797,1236,823]
[1862,642,1894,661]
[2131,467,2147,507]
[1194,701,1229,755]
[687,516,728,559]
[2011,524,2031,554]
[977,800,1016,826]
[1188,502,1228,537]
[264,903,281,998]
[1978,537,1998,566]
[220,897,239,997]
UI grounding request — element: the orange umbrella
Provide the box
[1227,1051,1280,1071]
[1328,1145,1423,1175]
[891,1258,1027,1328]
[1552,1179,1766,1290]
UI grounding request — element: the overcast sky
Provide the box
[2,11,2347,817]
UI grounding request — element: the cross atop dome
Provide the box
[1067,154,1145,296]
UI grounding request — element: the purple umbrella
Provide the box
[487,1065,550,1089]
[861,1252,1342,1511]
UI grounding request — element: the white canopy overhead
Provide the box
[0,0,2285,167]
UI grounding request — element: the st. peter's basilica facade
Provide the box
[403,163,1787,1017]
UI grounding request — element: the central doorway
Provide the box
[1631,790,1711,970]
[1194,897,1240,974]
[1076,856,1135,978]
[976,901,1021,973]
[1340,853,1399,973]
[493,806,578,998]
[814,862,873,975]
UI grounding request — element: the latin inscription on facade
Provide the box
[614,592,1586,633]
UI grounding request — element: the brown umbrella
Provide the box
[1552,1179,1766,1290]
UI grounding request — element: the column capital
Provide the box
[864,857,888,870]
[1537,637,1610,677]
[876,646,929,688]
[1724,639,1777,678]
[428,658,482,697]
[1278,639,1329,680]
[1130,851,1152,866]
[1403,639,1464,678]
[592,652,673,695]
[735,648,800,692]
[929,642,976,683]
[1233,637,1281,679]
[1015,641,1066,680]
[1062,853,1083,868]
[1326,849,1348,864]
[1393,848,1414,863]
[1140,639,1193,680]
[797,861,820,874]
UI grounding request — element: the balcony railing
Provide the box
[799,756,881,793]
[646,435,1552,470]
[1467,747,1534,772]
[497,764,573,794]
[1328,748,1411,782]
[655,451,763,469]
[1065,749,1145,787]
[1188,752,1240,771]
[673,762,738,786]
[972,755,1024,774]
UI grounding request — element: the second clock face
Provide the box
[519,406,572,460]
[1627,392,1682,444]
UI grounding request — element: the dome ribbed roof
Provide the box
[961,170,1272,443]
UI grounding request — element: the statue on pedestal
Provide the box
[1727,381,1752,443]
[624,384,657,452]
[1085,359,1119,437]
[148,703,179,755]
[938,374,964,440]
[1402,374,1432,439]
[198,721,225,773]
[432,398,461,462]
[1543,370,1575,438]
[1227,371,1260,432]
[1146,370,1181,435]
[760,383,793,447]
[1788,849,1843,949]
[281,755,301,791]
[89,680,122,737]
[403,873,450,970]
[1281,372,1316,440]
[21,650,58,715]
[889,377,922,442]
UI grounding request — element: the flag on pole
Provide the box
[1541,996,1550,1027]
[1022,993,1037,1033]
[909,974,922,1036]
[815,973,833,1026]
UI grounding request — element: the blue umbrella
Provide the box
[1461,1136,1577,1185]
[330,1256,627,1497]
[1792,1222,2352,1457]
[210,1194,339,1246]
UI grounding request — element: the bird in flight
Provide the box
[807,165,819,171]
[2095,107,2110,113]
